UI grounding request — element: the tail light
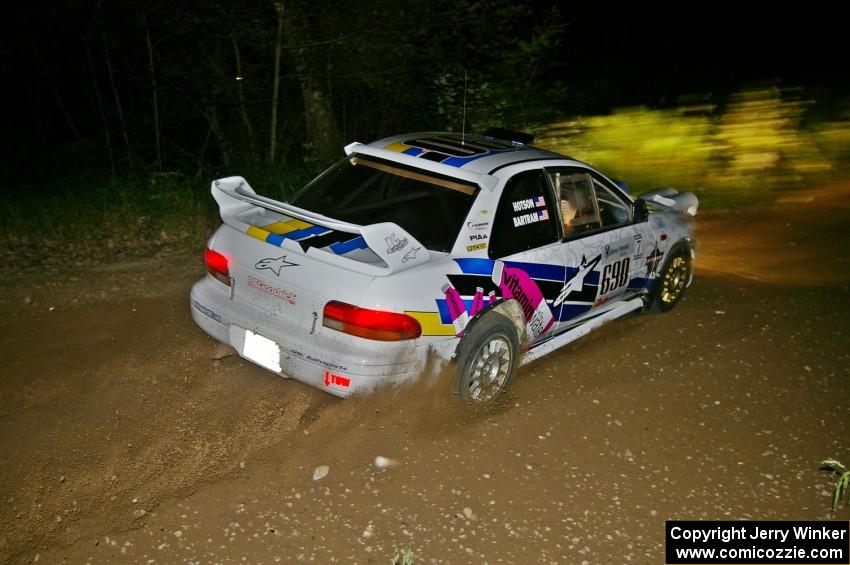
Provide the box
[323,301,421,341]
[205,248,231,286]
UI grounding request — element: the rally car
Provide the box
[190,131,698,401]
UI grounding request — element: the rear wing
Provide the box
[638,188,699,216]
[212,176,431,276]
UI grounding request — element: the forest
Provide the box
[3,1,849,264]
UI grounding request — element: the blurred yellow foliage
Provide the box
[537,87,850,204]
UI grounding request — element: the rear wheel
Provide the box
[456,314,519,402]
[650,244,692,312]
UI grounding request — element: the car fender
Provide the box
[453,298,527,360]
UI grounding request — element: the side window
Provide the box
[547,171,601,238]
[488,170,558,258]
[592,176,631,227]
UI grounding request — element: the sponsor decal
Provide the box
[442,261,557,340]
[468,233,488,241]
[466,243,487,252]
[401,246,421,263]
[645,247,664,277]
[478,209,490,217]
[512,209,549,227]
[192,299,222,323]
[554,254,602,307]
[604,241,631,258]
[385,233,408,254]
[324,371,351,388]
[467,220,490,231]
[442,283,469,336]
[247,275,297,305]
[434,256,610,336]
[511,196,547,212]
[492,261,554,338]
[470,287,485,317]
[289,349,348,371]
[633,234,644,260]
[255,255,299,276]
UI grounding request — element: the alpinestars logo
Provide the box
[255,256,299,276]
[553,254,602,307]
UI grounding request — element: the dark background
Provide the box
[2,1,847,190]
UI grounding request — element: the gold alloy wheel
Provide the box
[660,255,689,305]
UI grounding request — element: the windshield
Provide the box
[290,155,478,252]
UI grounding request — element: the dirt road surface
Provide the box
[2,185,849,564]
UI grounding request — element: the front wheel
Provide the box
[455,313,519,402]
[649,244,692,312]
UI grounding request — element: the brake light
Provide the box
[323,301,421,341]
[205,248,231,286]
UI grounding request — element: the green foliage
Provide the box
[537,87,850,206]
[0,160,326,267]
[430,3,566,132]
[821,458,850,512]
[391,548,415,565]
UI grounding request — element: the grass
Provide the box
[0,162,325,269]
[821,458,850,512]
[391,548,415,564]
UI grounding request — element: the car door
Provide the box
[544,167,655,325]
[485,168,567,343]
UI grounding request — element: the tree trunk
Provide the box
[195,124,213,180]
[232,33,257,161]
[46,73,81,140]
[269,1,285,163]
[296,70,343,159]
[143,12,162,173]
[67,0,115,174]
[206,102,232,167]
[287,2,343,159]
[103,32,133,169]
[82,31,115,174]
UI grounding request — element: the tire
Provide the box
[455,313,519,402]
[649,243,692,313]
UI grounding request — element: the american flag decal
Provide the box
[533,195,546,207]
[538,209,549,221]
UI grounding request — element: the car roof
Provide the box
[366,132,572,175]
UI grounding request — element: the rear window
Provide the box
[289,155,478,252]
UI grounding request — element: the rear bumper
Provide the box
[190,276,432,398]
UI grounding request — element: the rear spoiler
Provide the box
[638,188,699,216]
[212,176,431,276]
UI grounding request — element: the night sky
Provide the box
[559,4,849,107]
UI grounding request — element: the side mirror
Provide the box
[633,199,649,223]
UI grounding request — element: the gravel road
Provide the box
[2,186,849,564]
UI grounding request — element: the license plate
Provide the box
[242,330,281,373]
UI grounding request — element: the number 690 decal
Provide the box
[600,257,630,295]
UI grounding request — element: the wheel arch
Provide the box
[452,298,526,360]
[648,238,694,312]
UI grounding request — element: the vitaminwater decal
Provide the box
[492,261,554,338]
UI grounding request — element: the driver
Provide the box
[560,197,578,235]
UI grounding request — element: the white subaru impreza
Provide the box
[190,131,698,401]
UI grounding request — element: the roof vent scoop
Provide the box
[483,128,534,146]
